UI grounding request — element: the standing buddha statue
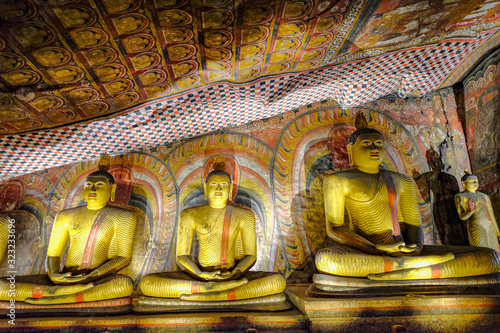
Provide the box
[455,172,499,252]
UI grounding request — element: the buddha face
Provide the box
[348,133,384,172]
[463,176,479,193]
[83,175,116,210]
[204,174,232,209]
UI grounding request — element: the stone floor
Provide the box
[0,307,308,333]
[1,284,500,332]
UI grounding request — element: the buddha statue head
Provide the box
[204,154,233,209]
[84,153,117,210]
[461,171,479,193]
[346,112,384,173]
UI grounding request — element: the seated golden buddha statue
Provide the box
[139,155,286,304]
[455,172,499,252]
[314,113,500,286]
[0,154,137,305]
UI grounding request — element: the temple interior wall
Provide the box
[1,51,498,289]
[462,47,500,220]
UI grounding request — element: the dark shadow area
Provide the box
[413,147,468,246]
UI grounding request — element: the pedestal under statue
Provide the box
[0,154,137,315]
[312,113,500,293]
[138,155,287,312]
[456,172,499,252]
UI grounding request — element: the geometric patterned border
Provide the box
[1,29,497,178]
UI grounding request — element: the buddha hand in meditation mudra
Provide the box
[140,155,285,301]
[455,172,500,252]
[315,113,500,283]
[0,154,137,304]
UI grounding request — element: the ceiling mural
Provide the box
[1,0,500,176]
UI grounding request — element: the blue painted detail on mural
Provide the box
[181,188,205,211]
[278,142,293,154]
[306,155,335,193]
[235,187,267,232]
[129,193,154,235]
[273,167,288,178]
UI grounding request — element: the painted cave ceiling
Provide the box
[1,0,500,177]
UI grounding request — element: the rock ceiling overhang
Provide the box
[1,0,500,177]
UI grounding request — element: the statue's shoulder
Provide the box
[0,213,9,226]
[105,205,136,218]
[56,205,85,217]
[228,204,255,224]
[181,204,209,216]
[229,203,254,215]
[478,192,490,201]
[324,168,358,181]
[382,169,413,183]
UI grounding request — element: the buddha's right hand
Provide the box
[398,243,423,255]
[375,241,422,256]
[198,270,222,281]
[48,272,73,284]
[468,200,477,212]
[42,283,94,297]
[374,241,406,254]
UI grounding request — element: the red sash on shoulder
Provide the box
[481,196,494,223]
[220,205,234,267]
[381,171,403,241]
[81,208,111,269]
[480,196,499,247]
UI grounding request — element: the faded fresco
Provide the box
[464,47,500,222]
[351,0,500,55]
[0,96,466,285]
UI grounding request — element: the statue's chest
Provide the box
[463,193,481,202]
[195,210,238,242]
[196,220,222,237]
[347,177,380,202]
[69,211,97,234]
[69,212,114,241]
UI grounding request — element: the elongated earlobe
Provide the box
[203,184,207,200]
[347,146,354,166]
[110,184,117,202]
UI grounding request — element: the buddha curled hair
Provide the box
[461,170,476,182]
[205,154,232,184]
[347,112,383,146]
[87,153,115,185]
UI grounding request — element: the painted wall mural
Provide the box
[2,1,500,179]
[464,47,500,221]
[0,92,473,284]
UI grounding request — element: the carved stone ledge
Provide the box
[286,285,500,333]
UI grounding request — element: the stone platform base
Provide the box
[135,293,292,313]
[0,297,132,317]
[286,285,500,333]
[0,307,307,332]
